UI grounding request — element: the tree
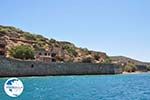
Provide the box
[49,38,56,43]
[103,57,111,64]
[124,63,137,72]
[147,66,150,71]
[9,45,34,60]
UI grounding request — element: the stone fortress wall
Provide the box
[0,56,123,77]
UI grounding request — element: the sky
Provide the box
[0,0,150,62]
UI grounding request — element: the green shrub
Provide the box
[23,33,36,40]
[63,45,78,57]
[0,28,9,33]
[147,66,150,71]
[35,35,45,41]
[0,26,21,34]
[49,38,56,43]
[36,41,46,48]
[124,64,137,72]
[82,48,90,55]
[103,57,111,64]
[9,45,34,60]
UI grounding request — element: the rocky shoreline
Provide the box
[122,71,150,75]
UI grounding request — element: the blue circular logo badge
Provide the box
[4,78,24,97]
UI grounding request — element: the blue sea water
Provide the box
[0,74,150,100]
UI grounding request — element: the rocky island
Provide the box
[0,25,149,77]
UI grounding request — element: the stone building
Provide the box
[35,47,64,63]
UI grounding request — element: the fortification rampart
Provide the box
[0,56,123,77]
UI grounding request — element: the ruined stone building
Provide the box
[35,47,64,63]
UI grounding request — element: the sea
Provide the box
[0,73,150,100]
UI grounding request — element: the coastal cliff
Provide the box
[0,56,122,77]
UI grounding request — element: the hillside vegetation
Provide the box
[0,25,107,63]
